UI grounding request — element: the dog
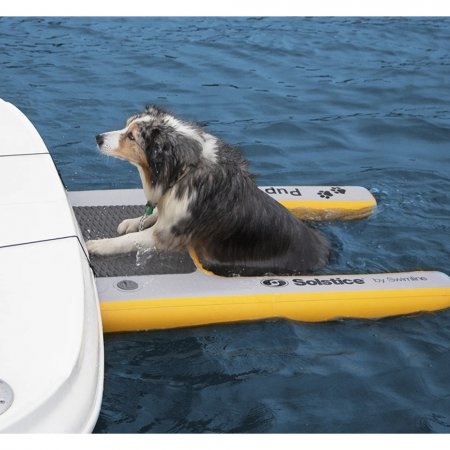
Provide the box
[86,106,329,276]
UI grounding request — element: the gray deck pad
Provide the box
[72,205,196,277]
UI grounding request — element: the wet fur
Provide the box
[88,106,329,276]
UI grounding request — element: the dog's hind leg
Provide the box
[86,227,156,257]
[117,208,158,235]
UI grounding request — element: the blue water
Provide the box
[1,17,449,432]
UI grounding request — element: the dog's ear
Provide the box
[141,125,202,189]
[141,126,165,185]
[140,126,162,153]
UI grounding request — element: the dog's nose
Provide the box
[96,134,104,146]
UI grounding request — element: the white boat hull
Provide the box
[0,99,103,433]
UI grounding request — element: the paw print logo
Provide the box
[330,186,346,195]
[317,190,333,199]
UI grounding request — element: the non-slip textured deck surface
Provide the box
[72,205,196,277]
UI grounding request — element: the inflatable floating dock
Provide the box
[0,99,103,432]
[2,98,450,432]
[68,187,450,333]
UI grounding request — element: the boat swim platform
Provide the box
[68,187,450,332]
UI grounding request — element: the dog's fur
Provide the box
[87,106,329,276]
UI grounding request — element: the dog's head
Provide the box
[96,106,213,195]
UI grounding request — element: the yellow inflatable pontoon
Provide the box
[68,187,450,332]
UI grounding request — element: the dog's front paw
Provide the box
[117,217,141,235]
[86,239,115,257]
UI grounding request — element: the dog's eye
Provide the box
[127,132,135,141]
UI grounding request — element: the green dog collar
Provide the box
[145,201,154,216]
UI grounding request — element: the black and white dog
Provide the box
[87,106,329,276]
